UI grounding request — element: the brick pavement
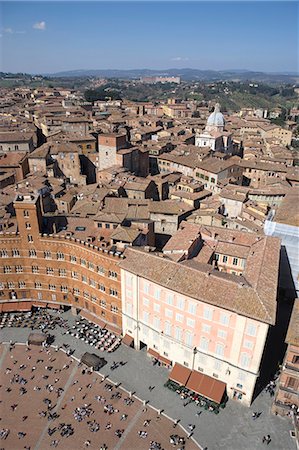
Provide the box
[0,310,296,450]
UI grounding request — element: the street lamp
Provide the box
[192,347,198,370]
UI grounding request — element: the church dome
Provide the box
[207,103,225,127]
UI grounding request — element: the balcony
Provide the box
[285,363,299,373]
[279,385,298,395]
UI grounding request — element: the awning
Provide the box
[148,348,159,358]
[81,352,107,370]
[158,355,172,366]
[186,370,226,404]
[169,363,192,386]
[47,303,61,310]
[122,334,134,347]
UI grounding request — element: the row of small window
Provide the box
[195,173,216,183]
[215,253,244,267]
[97,223,118,230]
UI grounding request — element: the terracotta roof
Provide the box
[169,363,192,386]
[120,237,280,325]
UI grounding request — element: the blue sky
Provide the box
[0,1,298,74]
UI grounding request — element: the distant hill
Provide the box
[49,68,299,84]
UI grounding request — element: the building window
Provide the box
[143,297,149,307]
[220,313,229,326]
[23,210,29,217]
[25,222,31,229]
[70,255,77,263]
[175,326,182,342]
[246,323,257,337]
[91,294,97,302]
[186,318,195,328]
[74,288,80,295]
[97,223,102,228]
[233,257,238,266]
[183,361,189,367]
[61,285,68,293]
[244,340,254,350]
[100,299,106,307]
[99,284,105,292]
[108,270,118,279]
[57,252,65,260]
[177,297,185,310]
[82,275,88,284]
[32,266,39,274]
[200,337,209,351]
[223,255,228,263]
[215,253,219,261]
[88,262,95,271]
[188,302,197,315]
[83,291,90,299]
[217,329,227,339]
[166,293,174,305]
[27,235,33,243]
[203,306,213,321]
[59,269,66,277]
[0,250,9,258]
[143,281,150,294]
[185,331,193,347]
[97,265,105,275]
[49,284,56,291]
[19,281,26,288]
[164,321,172,336]
[202,324,211,334]
[4,266,12,274]
[46,267,54,275]
[154,287,160,300]
[154,303,160,313]
[215,343,225,357]
[175,313,183,323]
[143,311,149,324]
[240,352,250,368]
[12,249,20,257]
[8,281,15,289]
[44,251,51,259]
[153,316,160,329]
[71,271,79,280]
[81,258,87,267]
[165,308,173,318]
[29,249,37,258]
[109,288,118,297]
[89,279,96,288]
[35,282,42,289]
[111,305,118,313]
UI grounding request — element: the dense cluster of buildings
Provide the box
[0,85,298,417]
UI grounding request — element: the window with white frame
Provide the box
[35,282,41,289]
[143,311,149,324]
[165,308,173,318]
[126,303,132,316]
[46,267,54,275]
[83,291,90,299]
[44,251,51,259]
[164,321,172,336]
[214,360,222,371]
[175,313,183,323]
[233,257,238,266]
[81,258,87,267]
[59,269,66,277]
[18,281,26,288]
[32,265,39,274]
[8,281,15,289]
[246,323,257,337]
[29,249,37,258]
[238,371,246,381]
[143,281,149,294]
[71,271,79,280]
[153,316,160,329]
[49,284,56,291]
[215,343,225,357]
[27,235,33,243]
[88,262,95,271]
[217,329,227,339]
[12,249,20,257]
[4,266,11,274]
[223,255,228,263]
[202,323,211,334]
[82,275,88,284]
[97,265,105,274]
[100,299,106,307]
[154,287,161,300]
[61,285,68,293]
[143,297,149,307]
[15,265,23,273]
[98,284,105,292]
[153,303,160,313]
[0,250,8,257]
[91,294,97,302]
[188,301,197,315]
[126,273,133,288]
[166,293,174,305]
[57,252,64,260]
[186,317,195,328]
[70,255,77,263]
[185,331,193,347]
[200,336,209,351]
[240,352,250,368]
[108,270,117,279]
[177,297,185,310]
[111,305,118,313]
[175,326,182,342]
[203,306,213,320]
[243,340,254,350]
[89,279,96,288]
[74,287,80,295]
[220,312,229,326]
[109,288,118,297]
